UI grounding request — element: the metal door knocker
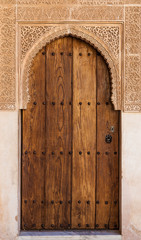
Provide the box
[105,134,112,143]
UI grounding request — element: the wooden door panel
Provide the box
[22,48,46,230]
[45,38,72,229]
[22,37,119,231]
[71,39,96,229]
[96,54,119,230]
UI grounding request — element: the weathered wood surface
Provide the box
[71,39,96,229]
[96,54,119,230]
[22,37,119,230]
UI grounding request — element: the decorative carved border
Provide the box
[0,5,16,110]
[19,23,122,110]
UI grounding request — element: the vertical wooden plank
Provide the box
[22,48,46,230]
[96,54,119,230]
[45,37,72,229]
[72,39,96,229]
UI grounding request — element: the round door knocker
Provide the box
[105,134,112,143]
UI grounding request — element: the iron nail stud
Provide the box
[87,200,90,204]
[79,151,82,155]
[78,200,81,204]
[33,101,37,105]
[51,52,55,56]
[79,53,82,56]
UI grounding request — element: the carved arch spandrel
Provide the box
[19,25,121,110]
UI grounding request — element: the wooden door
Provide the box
[21,37,119,230]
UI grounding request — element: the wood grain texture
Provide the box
[96,54,119,230]
[21,37,119,231]
[22,48,46,230]
[45,38,72,229]
[71,39,96,229]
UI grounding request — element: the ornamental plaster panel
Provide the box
[0,5,16,110]
[124,7,141,112]
[17,0,124,5]
[0,2,140,112]
[17,6,124,21]
[19,24,122,111]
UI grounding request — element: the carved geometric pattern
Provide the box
[0,1,140,112]
[17,0,124,5]
[124,6,141,112]
[17,6,124,21]
[19,24,121,111]
[21,26,55,61]
[81,26,119,60]
[0,5,16,110]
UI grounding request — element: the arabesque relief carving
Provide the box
[0,5,16,110]
[0,2,141,112]
[19,24,122,110]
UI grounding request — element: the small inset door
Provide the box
[21,37,119,230]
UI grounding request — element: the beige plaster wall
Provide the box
[122,113,141,240]
[0,112,141,239]
[0,111,19,240]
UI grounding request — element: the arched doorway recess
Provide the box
[21,37,119,231]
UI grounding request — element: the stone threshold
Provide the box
[17,230,122,240]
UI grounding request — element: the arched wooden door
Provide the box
[21,37,119,230]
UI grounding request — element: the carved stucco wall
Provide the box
[19,24,122,110]
[0,0,141,111]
